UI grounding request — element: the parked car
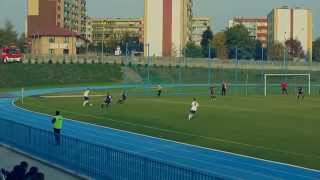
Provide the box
[0,47,23,63]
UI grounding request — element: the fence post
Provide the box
[245,73,249,96]
[21,88,24,104]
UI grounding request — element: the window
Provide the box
[63,49,69,55]
[64,37,69,43]
[49,49,55,55]
[49,37,55,43]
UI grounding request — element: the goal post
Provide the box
[264,74,311,96]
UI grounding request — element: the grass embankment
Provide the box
[0,64,123,89]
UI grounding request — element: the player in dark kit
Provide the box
[209,86,216,100]
[156,84,162,97]
[297,86,304,100]
[118,91,127,104]
[221,81,227,96]
[101,93,112,108]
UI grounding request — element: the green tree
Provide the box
[0,20,18,47]
[254,40,267,60]
[225,25,255,60]
[268,41,285,61]
[212,32,227,59]
[184,41,203,58]
[285,38,305,59]
[200,27,213,58]
[312,38,320,61]
[105,34,119,54]
[119,32,143,55]
[17,33,27,53]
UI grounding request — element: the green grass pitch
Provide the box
[16,89,320,170]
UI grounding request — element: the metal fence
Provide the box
[0,117,230,180]
[18,54,320,96]
[23,54,320,71]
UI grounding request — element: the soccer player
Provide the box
[209,86,216,100]
[221,81,227,96]
[156,84,162,97]
[280,81,288,95]
[82,88,91,107]
[101,93,112,109]
[297,86,304,100]
[188,98,199,120]
[118,91,128,104]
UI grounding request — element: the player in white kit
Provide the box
[188,98,199,120]
[82,88,91,107]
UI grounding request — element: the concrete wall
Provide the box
[144,0,190,57]
[172,0,182,57]
[276,9,291,42]
[294,9,309,54]
[268,8,313,61]
[28,0,39,16]
[144,0,163,57]
[31,36,77,55]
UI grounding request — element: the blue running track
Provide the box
[1,86,320,180]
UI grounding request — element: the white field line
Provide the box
[39,94,257,112]
[40,95,105,98]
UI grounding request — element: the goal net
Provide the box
[264,74,311,96]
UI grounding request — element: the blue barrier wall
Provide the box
[0,117,229,180]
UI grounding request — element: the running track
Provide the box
[1,86,320,180]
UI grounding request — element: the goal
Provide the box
[264,74,311,96]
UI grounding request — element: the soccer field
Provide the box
[16,90,320,170]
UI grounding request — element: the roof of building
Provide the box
[233,16,267,20]
[29,27,81,37]
[90,17,143,21]
[276,6,311,10]
[192,16,211,20]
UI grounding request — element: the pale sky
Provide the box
[0,0,319,38]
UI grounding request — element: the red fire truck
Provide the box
[0,46,23,63]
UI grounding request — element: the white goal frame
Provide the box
[264,74,311,96]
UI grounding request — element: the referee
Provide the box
[221,81,227,96]
[52,111,64,145]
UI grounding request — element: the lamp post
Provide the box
[125,42,129,57]
[283,32,287,67]
[235,47,238,64]
[146,43,150,82]
[101,27,105,57]
[146,43,150,57]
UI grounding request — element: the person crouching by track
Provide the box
[52,111,64,145]
[101,93,112,109]
[118,91,127,104]
[188,98,199,120]
[82,88,91,107]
